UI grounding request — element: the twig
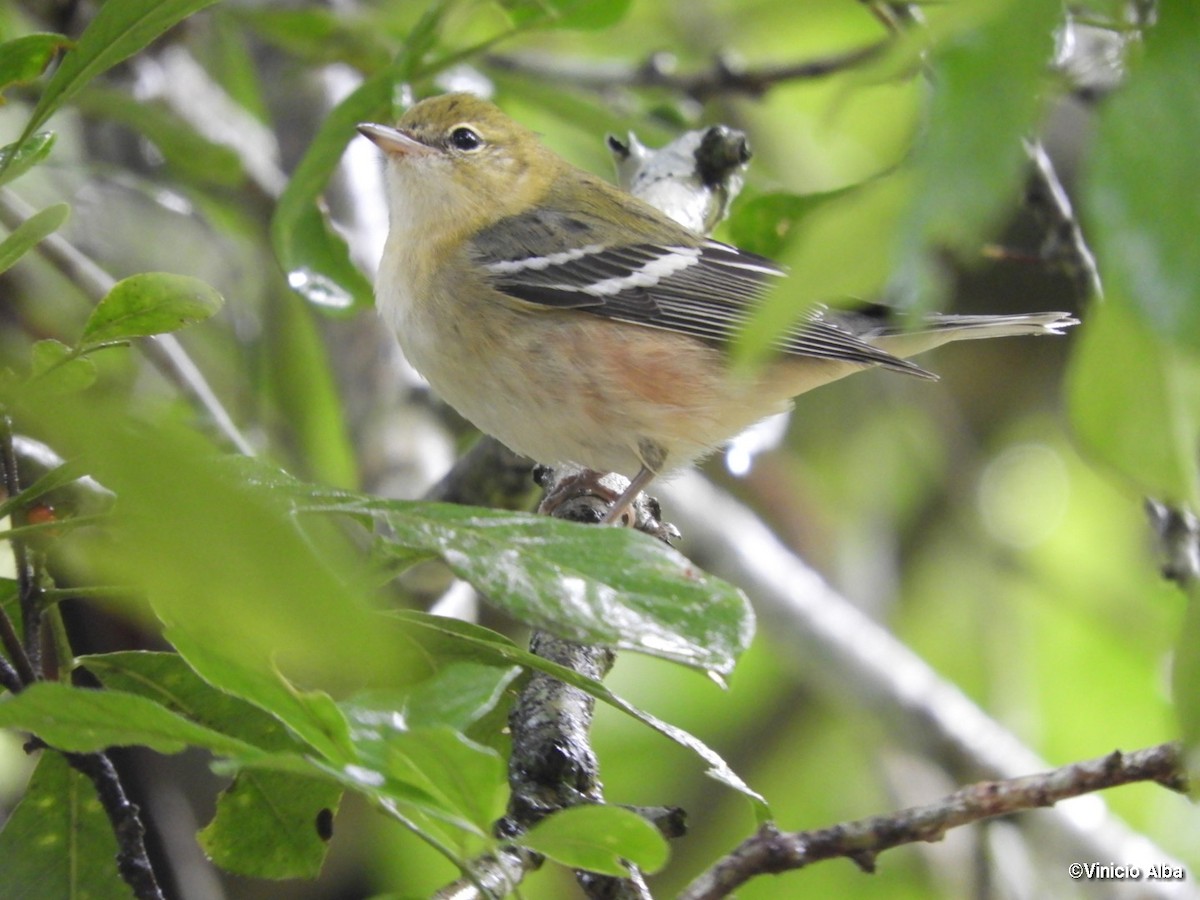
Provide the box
[65,751,165,900]
[485,41,888,103]
[862,1,925,34]
[2,419,164,897]
[429,846,541,900]
[0,188,255,457]
[0,656,20,694]
[0,412,42,681]
[680,743,1187,899]
[1023,140,1103,299]
[662,473,1191,895]
[1145,499,1200,586]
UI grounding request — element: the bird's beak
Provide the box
[357,123,435,158]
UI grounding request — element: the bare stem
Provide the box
[681,743,1188,900]
[65,751,165,900]
[0,412,41,681]
[486,42,887,102]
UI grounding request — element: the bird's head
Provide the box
[359,93,553,235]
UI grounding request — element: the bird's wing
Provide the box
[468,208,929,376]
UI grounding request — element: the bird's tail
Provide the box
[866,311,1079,364]
[902,309,1080,338]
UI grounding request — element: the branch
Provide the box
[0,413,41,683]
[0,188,255,457]
[1022,139,1103,299]
[429,846,541,900]
[64,751,165,900]
[0,420,164,897]
[500,631,651,900]
[680,743,1187,899]
[486,41,888,103]
[662,473,1191,893]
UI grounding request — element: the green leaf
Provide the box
[884,0,1061,314]
[0,578,18,614]
[348,662,520,734]
[78,650,312,753]
[0,752,129,900]
[26,407,417,754]
[261,293,359,488]
[74,86,245,187]
[342,714,507,834]
[1084,0,1200,350]
[0,578,19,642]
[199,770,343,879]
[0,459,89,523]
[327,496,752,676]
[201,11,270,122]
[80,272,224,343]
[1067,299,1200,505]
[733,172,913,366]
[500,0,633,30]
[0,202,68,276]
[900,0,1060,264]
[271,6,442,313]
[397,611,769,816]
[236,459,754,676]
[403,662,521,731]
[0,133,56,189]
[271,72,390,313]
[160,631,358,766]
[0,33,71,98]
[16,0,223,145]
[0,682,260,756]
[518,805,669,876]
[725,190,850,261]
[28,339,97,395]
[63,660,335,884]
[231,7,391,69]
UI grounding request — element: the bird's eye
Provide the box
[449,126,482,151]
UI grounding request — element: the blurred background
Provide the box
[1,0,1195,897]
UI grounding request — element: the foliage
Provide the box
[0,0,1196,897]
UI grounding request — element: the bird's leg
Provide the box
[600,465,658,526]
[602,439,669,526]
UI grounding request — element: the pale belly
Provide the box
[376,246,856,478]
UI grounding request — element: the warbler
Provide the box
[359,93,1077,524]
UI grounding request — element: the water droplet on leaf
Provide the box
[287,268,354,311]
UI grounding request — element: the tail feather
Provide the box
[860,310,1079,367]
[868,311,1080,341]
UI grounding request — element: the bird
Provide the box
[358,93,1077,525]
